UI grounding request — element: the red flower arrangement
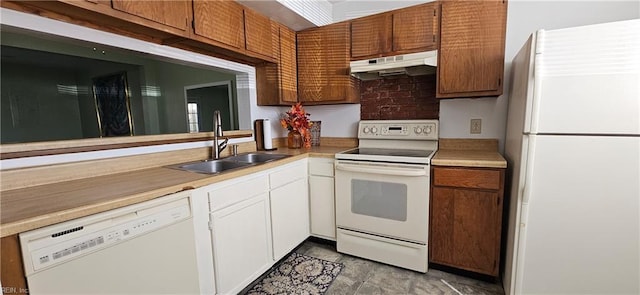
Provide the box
[280,103,313,148]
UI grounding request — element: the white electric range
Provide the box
[335,119,438,273]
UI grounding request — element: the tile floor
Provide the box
[292,240,505,295]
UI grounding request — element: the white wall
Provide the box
[299,104,361,137]
[440,0,639,152]
[252,103,360,139]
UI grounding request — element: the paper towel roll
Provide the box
[263,119,273,149]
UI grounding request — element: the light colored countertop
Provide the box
[432,150,507,168]
[432,139,507,169]
[0,146,350,237]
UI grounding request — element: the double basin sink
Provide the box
[169,153,291,175]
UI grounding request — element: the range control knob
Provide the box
[424,126,433,134]
[414,127,423,134]
[363,127,370,134]
[371,127,378,134]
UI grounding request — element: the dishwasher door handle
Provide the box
[335,163,427,177]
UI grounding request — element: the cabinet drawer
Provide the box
[433,167,501,190]
[270,162,307,189]
[308,158,334,177]
[209,176,269,211]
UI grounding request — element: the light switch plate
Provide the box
[470,119,482,134]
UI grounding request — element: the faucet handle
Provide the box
[219,138,229,152]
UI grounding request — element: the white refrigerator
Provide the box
[503,19,640,295]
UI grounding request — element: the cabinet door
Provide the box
[270,178,310,260]
[111,0,190,31]
[392,2,438,53]
[279,25,298,103]
[297,22,359,104]
[297,27,324,102]
[1,235,28,295]
[437,0,507,98]
[309,175,336,240]
[193,0,245,49]
[256,23,297,106]
[256,22,281,106]
[244,7,273,58]
[430,187,501,275]
[350,13,392,59]
[211,193,272,294]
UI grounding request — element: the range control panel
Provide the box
[358,120,439,140]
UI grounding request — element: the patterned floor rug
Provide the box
[244,252,343,295]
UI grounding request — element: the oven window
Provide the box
[351,180,407,221]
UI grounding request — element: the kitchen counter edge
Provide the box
[432,150,507,169]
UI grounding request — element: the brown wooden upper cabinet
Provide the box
[111,0,191,33]
[193,0,246,50]
[279,25,298,103]
[243,7,274,58]
[350,2,439,60]
[257,22,298,106]
[437,0,508,98]
[392,2,439,53]
[192,1,273,59]
[297,22,359,104]
[350,13,393,59]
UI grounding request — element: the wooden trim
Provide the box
[1,235,28,295]
[2,1,173,44]
[0,131,253,160]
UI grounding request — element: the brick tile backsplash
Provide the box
[360,74,439,120]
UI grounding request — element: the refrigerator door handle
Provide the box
[522,184,531,204]
[522,136,536,204]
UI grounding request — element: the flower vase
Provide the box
[287,130,302,149]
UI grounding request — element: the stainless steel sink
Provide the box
[226,153,290,164]
[168,153,290,174]
[170,159,254,174]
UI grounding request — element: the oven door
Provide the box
[335,160,430,244]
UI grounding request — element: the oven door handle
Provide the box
[335,163,427,177]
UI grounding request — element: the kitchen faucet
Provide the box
[212,110,228,159]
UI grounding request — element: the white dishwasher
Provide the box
[19,191,201,295]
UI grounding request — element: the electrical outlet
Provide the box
[470,119,482,134]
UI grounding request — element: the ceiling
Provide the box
[237,0,318,31]
[238,0,431,30]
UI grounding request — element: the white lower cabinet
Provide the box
[270,177,310,260]
[269,161,310,261]
[309,175,335,239]
[205,159,311,294]
[207,173,272,295]
[308,157,336,240]
[210,193,272,295]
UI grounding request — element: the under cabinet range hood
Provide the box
[350,50,438,80]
